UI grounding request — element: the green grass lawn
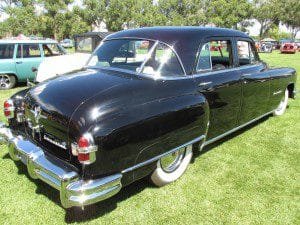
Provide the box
[0,51,299,224]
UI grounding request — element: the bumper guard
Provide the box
[0,122,122,208]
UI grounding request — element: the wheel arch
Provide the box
[287,83,295,99]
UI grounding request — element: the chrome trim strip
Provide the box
[122,135,205,173]
[273,90,283,96]
[203,111,274,146]
[137,40,159,73]
[0,122,122,208]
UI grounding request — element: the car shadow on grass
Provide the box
[1,115,271,223]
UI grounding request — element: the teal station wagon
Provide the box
[0,39,66,89]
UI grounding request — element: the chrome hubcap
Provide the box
[0,75,10,88]
[160,147,186,173]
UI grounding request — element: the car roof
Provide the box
[108,26,248,41]
[0,39,58,44]
[106,26,250,74]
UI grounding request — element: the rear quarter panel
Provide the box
[269,67,296,108]
[69,77,209,180]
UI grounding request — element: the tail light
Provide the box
[71,134,97,165]
[4,99,15,119]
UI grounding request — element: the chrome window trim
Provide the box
[192,63,263,78]
[86,37,187,78]
[137,40,159,73]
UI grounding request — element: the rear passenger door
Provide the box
[194,37,242,140]
[15,43,42,81]
[236,38,270,125]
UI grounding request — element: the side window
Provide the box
[237,41,258,66]
[0,44,14,59]
[196,40,233,72]
[143,43,185,77]
[21,44,41,58]
[196,43,211,71]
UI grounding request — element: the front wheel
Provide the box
[0,74,16,90]
[150,145,193,187]
[273,89,289,116]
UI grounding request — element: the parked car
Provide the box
[0,27,296,209]
[280,42,297,54]
[0,39,66,89]
[295,41,300,51]
[60,38,73,48]
[36,32,112,83]
[258,42,273,53]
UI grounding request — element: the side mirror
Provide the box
[32,67,38,73]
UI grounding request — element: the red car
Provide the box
[280,42,297,54]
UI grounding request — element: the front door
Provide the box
[15,43,42,81]
[194,37,242,140]
[236,39,270,125]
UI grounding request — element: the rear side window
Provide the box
[196,40,233,72]
[143,43,185,77]
[237,41,258,66]
[0,44,14,59]
[17,44,41,58]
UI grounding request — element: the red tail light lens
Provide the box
[78,136,89,148]
[72,135,97,165]
[4,99,15,119]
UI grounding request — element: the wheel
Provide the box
[150,145,193,187]
[273,89,289,116]
[0,74,16,90]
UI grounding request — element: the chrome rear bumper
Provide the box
[0,122,122,208]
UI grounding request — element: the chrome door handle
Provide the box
[16,61,23,64]
[198,81,212,87]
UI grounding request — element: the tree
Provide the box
[2,0,39,36]
[38,0,74,40]
[207,0,253,28]
[278,0,300,39]
[81,0,106,30]
[135,0,167,27]
[253,0,281,38]
[61,9,89,38]
[157,0,209,26]
[105,0,142,31]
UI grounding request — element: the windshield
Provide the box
[87,39,185,78]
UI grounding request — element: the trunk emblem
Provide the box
[33,106,41,123]
[29,106,44,140]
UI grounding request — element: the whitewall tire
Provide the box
[273,89,289,116]
[150,145,193,187]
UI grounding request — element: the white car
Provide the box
[35,32,112,83]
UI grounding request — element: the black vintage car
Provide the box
[0,27,297,208]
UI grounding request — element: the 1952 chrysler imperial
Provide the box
[0,27,297,208]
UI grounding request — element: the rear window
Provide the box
[0,44,14,59]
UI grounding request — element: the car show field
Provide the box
[0,50,299,224]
